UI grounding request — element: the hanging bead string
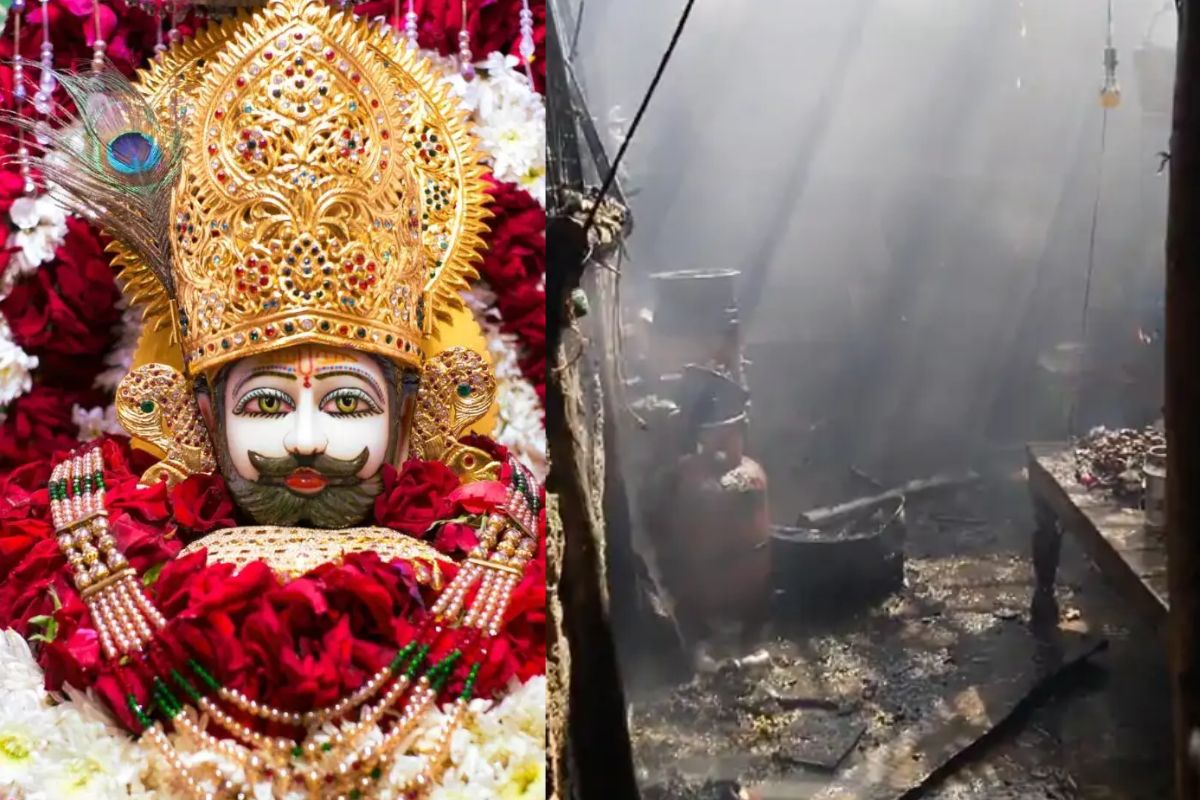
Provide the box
[91,0,106,68]
[32,0,54,117]
[517,0,534,82]
[153,0,165,58]
[49,448,164,661]
[167,0,182,49]
[431,457,539,635]
[457,0,474,80]
[11,0,34,196]
[404,0,418,49]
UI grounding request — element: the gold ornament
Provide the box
[411,347,500,482]
[115,364,217,487]
[180,525,453,581]
[109,0,490,378]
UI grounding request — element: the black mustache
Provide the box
[249,448,370,485]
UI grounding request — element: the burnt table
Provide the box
[1027,442,1168,629]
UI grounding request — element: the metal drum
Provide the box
[648,269,743,379]
[1143,444,1167,534]
[770,497,906,618]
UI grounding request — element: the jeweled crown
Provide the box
[115,0,490,376]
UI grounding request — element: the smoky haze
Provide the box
[566,0,1171,514]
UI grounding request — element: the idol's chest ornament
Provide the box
[49,441,541,798]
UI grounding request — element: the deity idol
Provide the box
[0,0,545,796]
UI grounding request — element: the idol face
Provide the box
[206,344,404,529]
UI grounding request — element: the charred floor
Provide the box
[622,455,1171,800]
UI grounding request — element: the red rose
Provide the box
[0,387,97,470]
[446,480,507,514]
[482,179,545,290]
[170,472,237,536]
[373,459,461,534]
[431,522,478,557]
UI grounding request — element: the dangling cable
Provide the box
[579,0,697,242]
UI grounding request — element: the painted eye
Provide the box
[234,388,295,417]
[320,388,382,417]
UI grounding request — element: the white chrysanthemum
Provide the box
[0,631,47,711]
[0,335,38,408]
[0,631,162,800]
[6,194,68,280]
[0,711,54,790]
[428,50,546,207]
[430,676,546,800]
[72,405,125,442]
[477,102,544,196]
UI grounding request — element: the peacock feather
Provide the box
[0,65,183,297]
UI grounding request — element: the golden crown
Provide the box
[110,0,490,376]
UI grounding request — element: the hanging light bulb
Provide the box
[1100,0,1121,108]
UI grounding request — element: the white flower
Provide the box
[430,676,546,800]
[0,335,38,408]
[6,194,68,281]
[72,405,124,442]
[0,632,46,711]
[0,630,158,800]
[427,50,546,207]
[0,709,54,789]
[477,102,544,194]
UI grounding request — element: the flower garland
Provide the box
[0,0,547,475]
[0,629,545,800]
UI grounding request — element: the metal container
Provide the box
[1143,444,1167,533]
[647,269,743,380]
[770,497,907,618]
[647,450,771,644]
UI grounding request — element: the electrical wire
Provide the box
[569,0,585,60]
[1081,108,1109,345]
[579,0,698,243]
[1070,105,1110,436]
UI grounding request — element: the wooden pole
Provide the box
[1166,3,1200,798]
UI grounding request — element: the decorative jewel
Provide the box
[458,0,474,81]
[114,364,216,487]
